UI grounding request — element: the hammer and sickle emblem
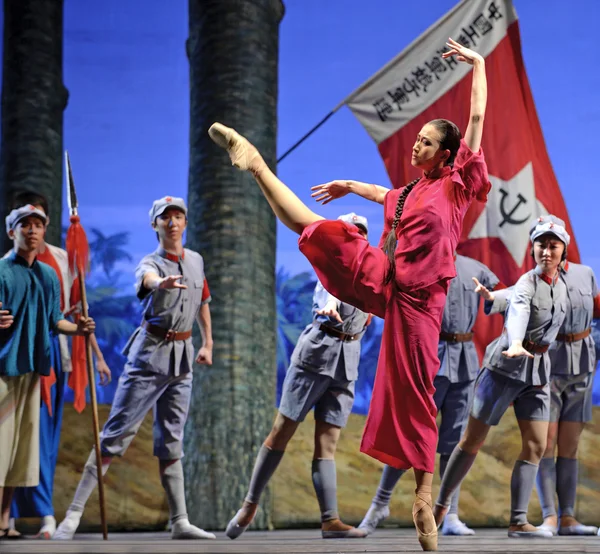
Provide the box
[498,188,530,228]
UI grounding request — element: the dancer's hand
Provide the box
[472,277,494,301]
[0,302,14,329]
[196,345,213,365]
[158,275,188,290]
[311,181,352,205]
[442,38,484,66]
[96,358,112,385]
[317,301,343,324]
[502,341,534,359]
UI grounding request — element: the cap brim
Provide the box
[155,205,187,219]
[355,224,368,234]
[13,213,47,228]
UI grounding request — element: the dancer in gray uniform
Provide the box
[359,255,498,537]
[54,196,215,541]
[481,217,599,536]
[225,213,371,541]
[433,216,569,539]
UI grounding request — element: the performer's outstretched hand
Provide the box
[96,358,112,385]
[158,275,188,290]
[502,341,534,359]
[0,302,14,329]
[196,346,213,365]
[311,181,352,205]
[442,37,484,65]
[472,277,494,301]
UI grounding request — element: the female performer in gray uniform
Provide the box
[481,216,599,536]
[54,197,215,541]
[433,216,568,538]
[225,213,371,541]
[359,255,498,537]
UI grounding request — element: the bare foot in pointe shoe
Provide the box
[208,123,265,174]
[413,493,438,551]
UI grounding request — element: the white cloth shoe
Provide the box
[537,522,558,536]
[558,523,599,536]
[508,527,554,538]
[52,510,82,540]
[171,518,215,540]
[37,515,57,539]
[441,514,475,536]
[358,503,390,536]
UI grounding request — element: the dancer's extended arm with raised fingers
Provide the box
[443,37,487,153]
[311,180,390,206]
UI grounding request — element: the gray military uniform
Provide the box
[100,246,210,460]
[435,255,498,453]
[279,280,369,427]
[472,267,567,425]
[485,262,598,423]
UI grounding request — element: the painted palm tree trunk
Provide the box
[184,0,285,530]
[0,0,68,251]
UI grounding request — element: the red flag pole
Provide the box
[65,153,108,540]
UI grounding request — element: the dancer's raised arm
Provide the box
[311,180,390,206]
[443,38,487,153]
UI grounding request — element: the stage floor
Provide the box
[2,528,600,553]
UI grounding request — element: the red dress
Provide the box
[299,140,490,472]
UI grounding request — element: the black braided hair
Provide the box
[382,178,420,285]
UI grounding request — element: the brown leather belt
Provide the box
[142,321,192,342]
[319,324,360,342]
[556,328,591,343]
[522,339,549,354]
[439,332,473,343]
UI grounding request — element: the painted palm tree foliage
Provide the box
[274,268,384,415]
[275,267,316,401]
[88,229,133,278]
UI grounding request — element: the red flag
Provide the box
[344,0,579,358]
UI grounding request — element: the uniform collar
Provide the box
[8,249,38,268]
[535,265,559,286]
[157,246,185,263]
[562,260,570,273]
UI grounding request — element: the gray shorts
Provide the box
[100,363,193,460]
[550,372,594,423]
[278,363,355,428]
[471,368,550,426]
[433,376,474,455]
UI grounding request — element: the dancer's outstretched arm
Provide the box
[311,180,390,206]
[443,38,487,153]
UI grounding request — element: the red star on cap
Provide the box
[165,196,172,202]
[352,215,358,221]
[29,205,36,211]
[549,222,554,228]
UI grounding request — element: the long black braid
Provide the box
[382,178,420,285]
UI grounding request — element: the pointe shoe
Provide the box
[321,518,367,539]
[208,123,262,172]
[358,503,390,536]
[412,494,438,551]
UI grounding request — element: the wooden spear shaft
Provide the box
[78,267,108,540]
